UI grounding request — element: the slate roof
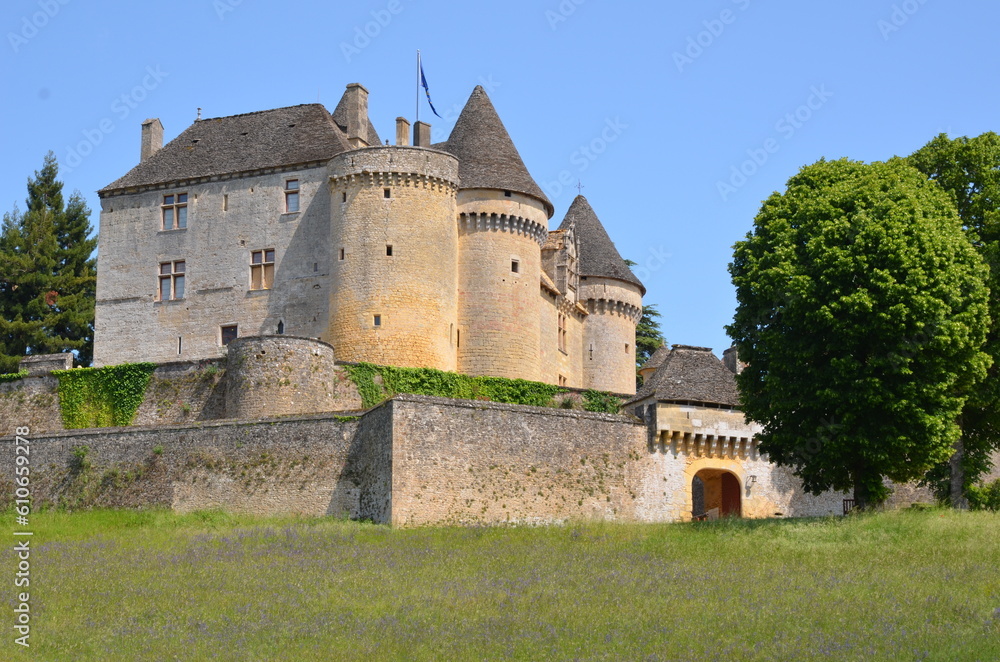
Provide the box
[558,196,645,293]
[639,344,670,375]
[100,104,350,194]
[331,94,382,147]
[441,86,553,217]
[629,345,740,407]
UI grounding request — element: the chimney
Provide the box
[345,83,369,149]
[140,118,163,162]
[395,117,411,146]
[413,121,431,147]
[723,346,745,374]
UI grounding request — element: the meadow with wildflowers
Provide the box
[6,509,999,660]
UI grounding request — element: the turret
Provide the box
[328,145,460,369]
[442,86,553,381]
[560,196,644,394]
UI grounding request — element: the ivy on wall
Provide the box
[54,363,157,429]
[343,363,565,409]
[0,370,28,384]
[581,389,622,414]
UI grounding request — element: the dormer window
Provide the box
[285,179,300,212]
[162,193,187,230]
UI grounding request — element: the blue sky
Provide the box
[2,0,998,357]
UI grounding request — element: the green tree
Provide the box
[907,132,1000,506]
[0,152,97,372]
[727,158,991,509]
[635,304,665,369]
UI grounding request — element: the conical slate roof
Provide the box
[101,104,350,194]
[442,86,553,217]
[558,196,644,293]
[629,345,740,407]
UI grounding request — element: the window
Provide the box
[221,325,238,346]
[342,192,347,203]
[158,260,185,300]
[162,193,188,230]
[339,248,345,261]
[177,337,182,355]
[223,194,228,211]
[383,188,391,199]
[373,314,382,327]
[386,244,393,256]
[276,320,284,335]
[558,375,567,387]
[558,314,567,353]
[250,249,275,290]
[285,179,299,212]
[503,190,512,197]
[511,259,520,274]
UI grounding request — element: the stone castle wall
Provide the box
[538,293,586,388]
[328,147,461,370]
[225,336,345,419]
[0,391,971,524]
[456,190,550,381]
[580,276,643,394]
[0,412,390,518]
[94,164,334,366]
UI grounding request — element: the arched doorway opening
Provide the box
[692,469,741,519]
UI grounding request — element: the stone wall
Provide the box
[0,392,971,525]
[388,395,649,526]
[0,412,389,519]
[225,336,349,419]
[94,163,334,366]
[0,376,63,434]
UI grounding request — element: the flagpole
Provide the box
[416,49,420,123]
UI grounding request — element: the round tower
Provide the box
[443,86,554,382]
[559,195,645,395]
[328,146,460,370]
[581,277,643,393]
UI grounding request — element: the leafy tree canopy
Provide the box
[728,158,991,508]
[0,152,97,372]
[907,132,1000,501]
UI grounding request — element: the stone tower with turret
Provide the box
[92,81,644,394]
[443,86,553,382]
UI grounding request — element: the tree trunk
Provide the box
[950,438,968,510]
[853,480,869,511]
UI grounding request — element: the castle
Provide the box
[93,83,643,394]
[5,82,986,525]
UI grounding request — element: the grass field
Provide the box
[3,508,999,661]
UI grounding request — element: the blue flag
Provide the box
[420,61,443,119]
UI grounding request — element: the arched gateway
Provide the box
[692,468,742,519]
[627,345,764,521]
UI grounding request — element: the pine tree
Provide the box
[0,152,97,372]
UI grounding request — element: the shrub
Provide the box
[968,478,1000,511]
